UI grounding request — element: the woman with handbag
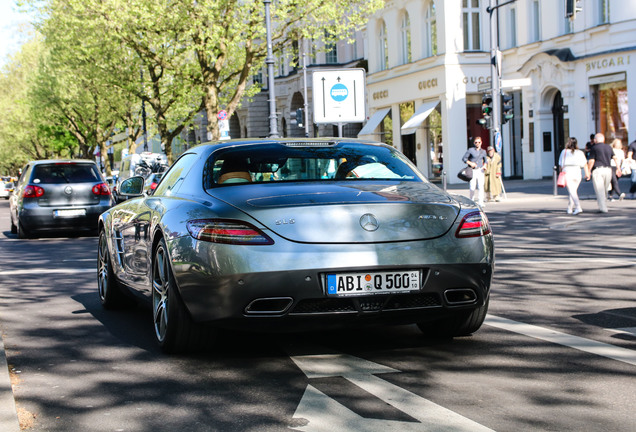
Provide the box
[558,137,590,215]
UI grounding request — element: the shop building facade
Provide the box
[360,0,636,183]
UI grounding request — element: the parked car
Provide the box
[97,139,494,353]
[10,160,113,238]
[0,181,13,199]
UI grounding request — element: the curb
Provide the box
[0,332,19,432]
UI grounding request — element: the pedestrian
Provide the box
[484,146,502,202]
[586,133,622,213]
[627,139,636,198]
[584,134,595,159]
[462,137,488,206]
[558,137,589,215]
[608,139,625,201]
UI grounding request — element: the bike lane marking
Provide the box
[289,352,494,432]
[486,315,636,367]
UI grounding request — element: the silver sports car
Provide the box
[97,139,494,353]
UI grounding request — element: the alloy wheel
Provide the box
[97,233,109,302]
[153,246,170,343]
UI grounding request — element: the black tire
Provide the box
[152,238,215,354]
[10,216,17,235]
[97,230,131,309]
[17,220,30,239]
[418,295,489,338]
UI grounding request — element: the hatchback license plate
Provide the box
[326,271,420,297]
[54,209,86,218]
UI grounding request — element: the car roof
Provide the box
[27,159,98,166]
[185,137,390,157]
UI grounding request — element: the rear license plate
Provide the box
[54,209,86,218]
[326,270,421,297]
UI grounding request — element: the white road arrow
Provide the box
[290,352,494,432]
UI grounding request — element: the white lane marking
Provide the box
[0,268,95,276]
[290,352,494,432]
[495,258,636,266]
[486,315,636,367]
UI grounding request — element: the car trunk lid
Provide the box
[209,182,460,243]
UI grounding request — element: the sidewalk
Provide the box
[443,175,634,204]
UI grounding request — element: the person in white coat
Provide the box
[559,137,590,215]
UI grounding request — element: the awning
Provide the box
[401,100,440,135]
[357,107,391,137]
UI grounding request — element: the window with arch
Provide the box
[378,21,389,71]
[400,12,411,64]
[424,2,437,58]
[462,0,481,51]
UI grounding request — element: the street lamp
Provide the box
[264,0,279,138]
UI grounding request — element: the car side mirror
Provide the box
[116,176,145,202]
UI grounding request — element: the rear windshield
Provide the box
[31,163,101,184]
[204,143,425,187]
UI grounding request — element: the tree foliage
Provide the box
[1,0,382,169]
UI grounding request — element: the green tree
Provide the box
[177,0,383,140]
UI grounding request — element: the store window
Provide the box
[380,111,393,147]
[425,108,443,182]
[593,77,628,142]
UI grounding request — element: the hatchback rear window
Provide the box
[32,163,101,184]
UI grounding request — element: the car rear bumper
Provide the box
[175,260,492,328]
[19,204,110,232]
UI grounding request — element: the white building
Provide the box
[360,0,636,183]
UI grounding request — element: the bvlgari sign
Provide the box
[586,55,630,72]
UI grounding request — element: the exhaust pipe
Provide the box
[245,297,293,315]
[444,289,477,305]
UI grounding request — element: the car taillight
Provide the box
[455,211,491,238]
[187,219,274,245]
[150,182,158,190]
[23,185,45,198]
[92,183,111,196]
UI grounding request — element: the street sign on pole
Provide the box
[312,69,366,124]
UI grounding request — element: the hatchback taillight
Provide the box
[455,211,491,238]
[23,185,45,198]
[92,183,111,196]
[187,219,274,245]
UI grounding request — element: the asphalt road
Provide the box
[0,181,634,432]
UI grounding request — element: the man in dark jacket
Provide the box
[462,137,488,206]
[586,133,621,213]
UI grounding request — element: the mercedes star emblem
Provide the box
[360,213,379,231]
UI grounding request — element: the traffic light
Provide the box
[481,95,493,117]
[477,94,492,129]
[501,93,513,124]
[295,108,304,128]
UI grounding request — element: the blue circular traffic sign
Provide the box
[217,110,227,120]
[330,83,348,102]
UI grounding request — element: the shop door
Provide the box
[402,134,416,165]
